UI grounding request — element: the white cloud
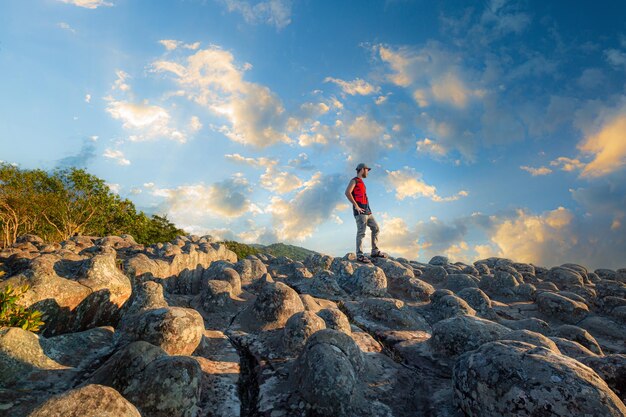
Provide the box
[487,207,577,266]
[324,77,380,96]
[416,138,447,157]
[57,22,76,33]
[189,116,202,131]
[112,70,131,92]
[152,175,254,222]
[385,167,468,202]
[159,40,181,51]
[105,98,191,143]
[225,153,303,194]
[605,48,626,69]
[218,0,293,29]
[375,95,389,105]
[578,110,626,178]
[103,148,130,165]
[266,173,345,240]
[106,183,121,194]
[430,72,485,108]
[153,46,291,147]
[58,0,113,9]
[378,215,421,259]
[550,157,585,172]
[84,94,91,103]
[520,165,552,176]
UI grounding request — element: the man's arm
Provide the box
[345,180,364,214]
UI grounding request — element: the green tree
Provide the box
[0,165,186,247]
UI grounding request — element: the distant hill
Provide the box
[253,242,319,261]
[221,241,318,261]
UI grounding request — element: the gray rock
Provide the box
[536,292,589,324]
[502,329,560,353]
[554,324,603,355]
[444,274,479,293]
[339,265,387,297]
[200,280,233,312]
[456,287,493,316]
[501,318,551,336]
[596,268,617,280]
[550,337,599,359]
[283,311,326,353]
[428,255,449,266]
[546,266,585,289]
[317,308,352,335]
[430,315,510,356]
[291,329,365,416]
[420,265,447,283]
[28,384,141,417]
[430,293,476,323]
[303,253,334,274]
[580,354,626,403]
[117,306,204,355]
[308,270,347,299]
[119,281,167,319]
[248,282,305,330]
[596,280,626,299]
[0,327,68,390]
[453,340,626,417]
[479,271,519,297]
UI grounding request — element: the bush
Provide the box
[222,240,261,260]
[0,285,44,332]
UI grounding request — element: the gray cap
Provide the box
[356,163,371,171]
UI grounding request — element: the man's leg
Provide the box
[367,215,380,254]
[355,214,367,256]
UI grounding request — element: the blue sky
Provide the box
[1,0,625,269]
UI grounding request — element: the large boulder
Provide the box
[1,251,132,335]
[117,306,204,355]
[317,308,352,335]
[199,280,234,312]
[119,281,167,319]
[478,271,519,297]
[339,265,387,297]
[28,384,141,417]
[545,266,585,289]
[243,282,305,331]
[430,315,510,356]
[0,327,67,390]
[429,292,476,323]
[553,324,603,355]
[443,274,479,293]
[536,292,589,323]
[580,355,626,403]
[290,329,365,416]
[86,341,202,417]
[457,287,493,317]
[283,311,326,353]
[453,340,626,416]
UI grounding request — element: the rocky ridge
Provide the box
[1,234,625,416]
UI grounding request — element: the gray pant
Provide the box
[355,214,380,256]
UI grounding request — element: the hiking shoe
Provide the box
[357,254,371,263]
[371,251,388,259]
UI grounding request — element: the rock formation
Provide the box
[1,235,625,416]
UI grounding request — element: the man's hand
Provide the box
[354,205,365,214]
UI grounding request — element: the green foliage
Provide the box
[221,241,318,262]
[260,243,318,261]
[0,285,44,332]
[0,163,185,247]
[222,240,261,260]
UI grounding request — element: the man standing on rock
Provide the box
[345,163,387,263]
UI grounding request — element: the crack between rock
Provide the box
[226,333,261,417]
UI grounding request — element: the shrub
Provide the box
[0,285,44,331]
